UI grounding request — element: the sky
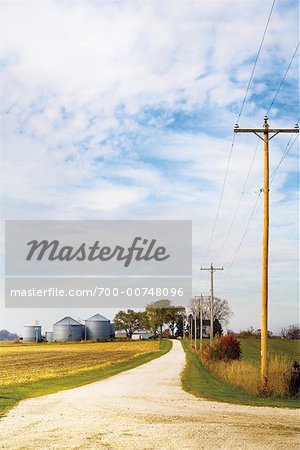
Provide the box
[0,0,299,335]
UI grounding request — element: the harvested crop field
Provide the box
[0,340,160,387]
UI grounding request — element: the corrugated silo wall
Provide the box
[23,325,42,342]
[53,324,84,341]
[110,323,115,338]
[86,321,111,340]
[45,331,53,342]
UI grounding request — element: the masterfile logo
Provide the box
[26,237,170,267]
[5,220,192,308]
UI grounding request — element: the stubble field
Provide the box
[0,340,160,387]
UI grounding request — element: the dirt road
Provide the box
[0,340,298,449]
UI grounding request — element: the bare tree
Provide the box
[281,325,300,340]
[190,296,233,326]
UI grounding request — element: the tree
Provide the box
[114,309,146,338]
[175,315,184,338]
[145,299,171,337]
[190,296,233,326]
[165,306,185,337]
[281,325,300,340]
[0,329,18,341]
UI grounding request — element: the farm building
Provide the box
[45,331,53,342]
[53,316,84,342]
[85,313,111,340]
[115,330,128,339]
[23,325,42,342]
[132,331,154,340]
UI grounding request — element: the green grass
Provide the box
[190,338,300,361]
[181,340,299,408]
[239,338,300,362]
[0,339,172,417]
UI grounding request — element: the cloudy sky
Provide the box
[0,0,299,334]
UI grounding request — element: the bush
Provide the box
[201,334,241,362]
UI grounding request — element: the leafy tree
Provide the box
[0,329,18,341]
[145,299,171,337]
[114,309,146,338]
[175,313,186,338]
[213,319,223,336]
[165,306,185,337]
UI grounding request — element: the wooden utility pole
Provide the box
[189,314,192,346]
[234,116,299,386]
[201,264,223,342]
[200,294,203,351]
[194,313,197,349]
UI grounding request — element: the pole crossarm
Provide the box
[235,128,298,133]
[201,266,224,272]
[235,128,298,143]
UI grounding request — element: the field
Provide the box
[0,340,160,386]
[182,338,300,407]
[0,339,172,416]
[239,338,300,361]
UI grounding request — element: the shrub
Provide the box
[201,334,241,362]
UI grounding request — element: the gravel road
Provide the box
[0,340,299,449]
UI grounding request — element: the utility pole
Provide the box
[234,116,299,386]
[194,313,197,350]
[200,294,203,351]
[189,314,192,346]
[201,264,223,342]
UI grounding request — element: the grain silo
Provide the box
[45,331,53,342]
[85,313,111,340]
[53,316,84,342]
[23,325,42,342]
[110,322,115,338]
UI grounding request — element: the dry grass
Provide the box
[0,340,159,387]
[204,353,292,397]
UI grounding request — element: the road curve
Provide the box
[0,340,298,449]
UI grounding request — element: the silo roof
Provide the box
[86,313,110,322]
[53,316,82,326]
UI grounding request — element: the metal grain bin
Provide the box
[110,322,115,338]
[23,325,42,342]
[85,313,110,340]
[53,316,84,342]
[45,331,53,342]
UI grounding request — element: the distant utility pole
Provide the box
[199,294,203,351]
[201,264,223,342]
[234,116,299,386]
[194,313,197,350]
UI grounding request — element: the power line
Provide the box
[217,41,299,262]
[202,133,236,263]
[270,132,299,183]
[201,0,276,266]
[218,139,260,256]
[217,191,262,287]
[267,42,300,116]
[236,0,276,124]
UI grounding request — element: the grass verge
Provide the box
[181,340,299,408]
[0,339,172,417]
